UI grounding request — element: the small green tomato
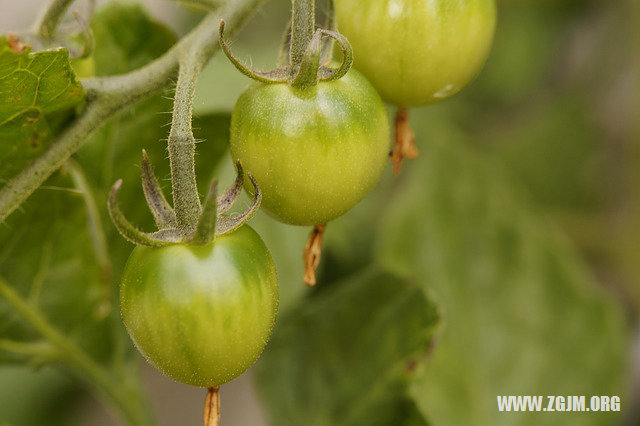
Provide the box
[230,68,390,226]
[119,225,278,387]
[335,0,497,106]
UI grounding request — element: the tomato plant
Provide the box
[120,225,278,387]
[334,0,497,107]
[0,1,634,426]
[230,69,389,226]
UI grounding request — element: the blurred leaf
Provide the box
[256,269,439,426]
[482,94,612,212]
[467,0,640,307]
[0,170,113,363]
[0,367,81,425]
[89,3,177,77]
[0,38,84,182]
[375,127,629,425]
[468,4,558,106]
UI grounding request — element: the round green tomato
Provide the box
[335,0,497,107]
[230,69,390,226]
[119,225,278,387]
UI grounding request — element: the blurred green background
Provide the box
[0,0,638,424]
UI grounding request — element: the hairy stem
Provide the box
[0,276,153,426]
[34,0,75,38]
[169,58,203,232]
[0,0,265,223]
[290,0,315,68]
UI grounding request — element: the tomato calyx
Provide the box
[218,0,353,89]
[107,157,262,247]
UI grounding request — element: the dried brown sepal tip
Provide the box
[7,33,28,53]
[204,386,220,426]
[391,108,419,175]
[303,224,326,286]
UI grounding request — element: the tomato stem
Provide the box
[289,2,354,89]
[391,108,419,175]
[290,30,322,89]
[290,0,315,69]
[303,224,326,286]
[33,0,74,38]
[204,386,221,426]
[168,57,203,233]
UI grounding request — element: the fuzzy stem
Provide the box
[169,57,203,233]
[290,0,315,68]
[0,276,154,426]
[290,30,321,89]
[0,0,265,223]
[34,0,75,38]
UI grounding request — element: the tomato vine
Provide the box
[0,0,265,223]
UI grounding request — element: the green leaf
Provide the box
[89,3,177,77]
[0,366,81,425]
[0,38,85,182]
[0,170,114,363]
[255,269,439,426]
[374,127,629,426]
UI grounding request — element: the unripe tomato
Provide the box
[119,225,278,387]
[335,0,497,106]
[230,69,390,226]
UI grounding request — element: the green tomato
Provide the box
[120,225,278,387]
[230,69,390,226]
[335,0,497,107]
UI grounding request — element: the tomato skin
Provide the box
[119,225,278,387]
[230,69,390,226]
[335,0,497,107]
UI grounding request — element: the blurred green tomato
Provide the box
[335,0,497,106]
